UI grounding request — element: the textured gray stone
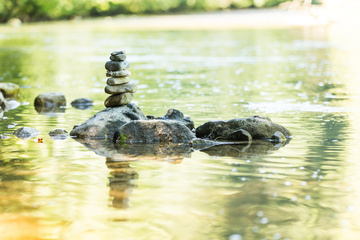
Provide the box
[13,127,40,140]
[114,120,195,143]
[105,61,130,71]
[70,103,147,139]
[196,115,291,140]
[106,77,130,86]
[105,81,137,94]
[106,70,131,78]
[105,93,133,108]
[111,50,125,55]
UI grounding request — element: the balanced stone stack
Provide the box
[104,51,137,108]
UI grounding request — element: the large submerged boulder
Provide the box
[70,103,147,139]
[195,115,291,140]
[114,120,195,143]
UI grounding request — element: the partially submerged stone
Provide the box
[70,103,147,139]
[114,120,195,143]
[71,98,93,109]
[13,127,39,140]
[0,92,5,110]
[34,92,66,113]
[49,129,68,140]
[0,82,19,98]
[196,115,291,140]
[270,131,286,143]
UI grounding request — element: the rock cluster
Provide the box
[104,51,137,108]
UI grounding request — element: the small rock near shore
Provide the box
[71,98,93,109]
[270,131,286,143]
[49,129,68,140]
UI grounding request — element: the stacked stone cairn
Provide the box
[104,51,137,108]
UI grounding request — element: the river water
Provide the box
[1,17,360,240]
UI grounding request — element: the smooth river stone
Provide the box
[106,70,131,78]
[105,82,137,94]
[105,61,130,71]
[110,54,126,61]
[106,77,130,86]
[104,93,133,107]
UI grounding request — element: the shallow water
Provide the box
[1,20,360,240]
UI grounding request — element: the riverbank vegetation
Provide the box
[0,0,320,23]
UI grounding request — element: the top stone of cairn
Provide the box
[110,50,126,61]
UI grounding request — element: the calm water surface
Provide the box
[1,20,360,240]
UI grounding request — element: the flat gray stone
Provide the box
[106,70,131,78]
[49,129,68,140]
[106,77,130,86]
[111,50,125,55]
[105,93,133,108]
[271,131,286,143]
[70,103,147,139]
[105,81,137,94]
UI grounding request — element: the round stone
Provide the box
[110,54,126,61]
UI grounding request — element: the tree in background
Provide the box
[0,0,320,23]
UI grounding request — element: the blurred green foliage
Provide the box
[1,0,294,23]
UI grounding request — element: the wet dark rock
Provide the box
[270,131,286,143]
[105,61,130,71]
[70,103,147,139]
[49,129,68,140]
[156,108,194,130]
[0,82,19,98]
[196,115,291,140]
[34,92,66,113]
[71,98,93,109]
[13,127,39,140]
[114,120,195,143]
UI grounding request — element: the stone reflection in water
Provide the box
[106,158,138,209]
